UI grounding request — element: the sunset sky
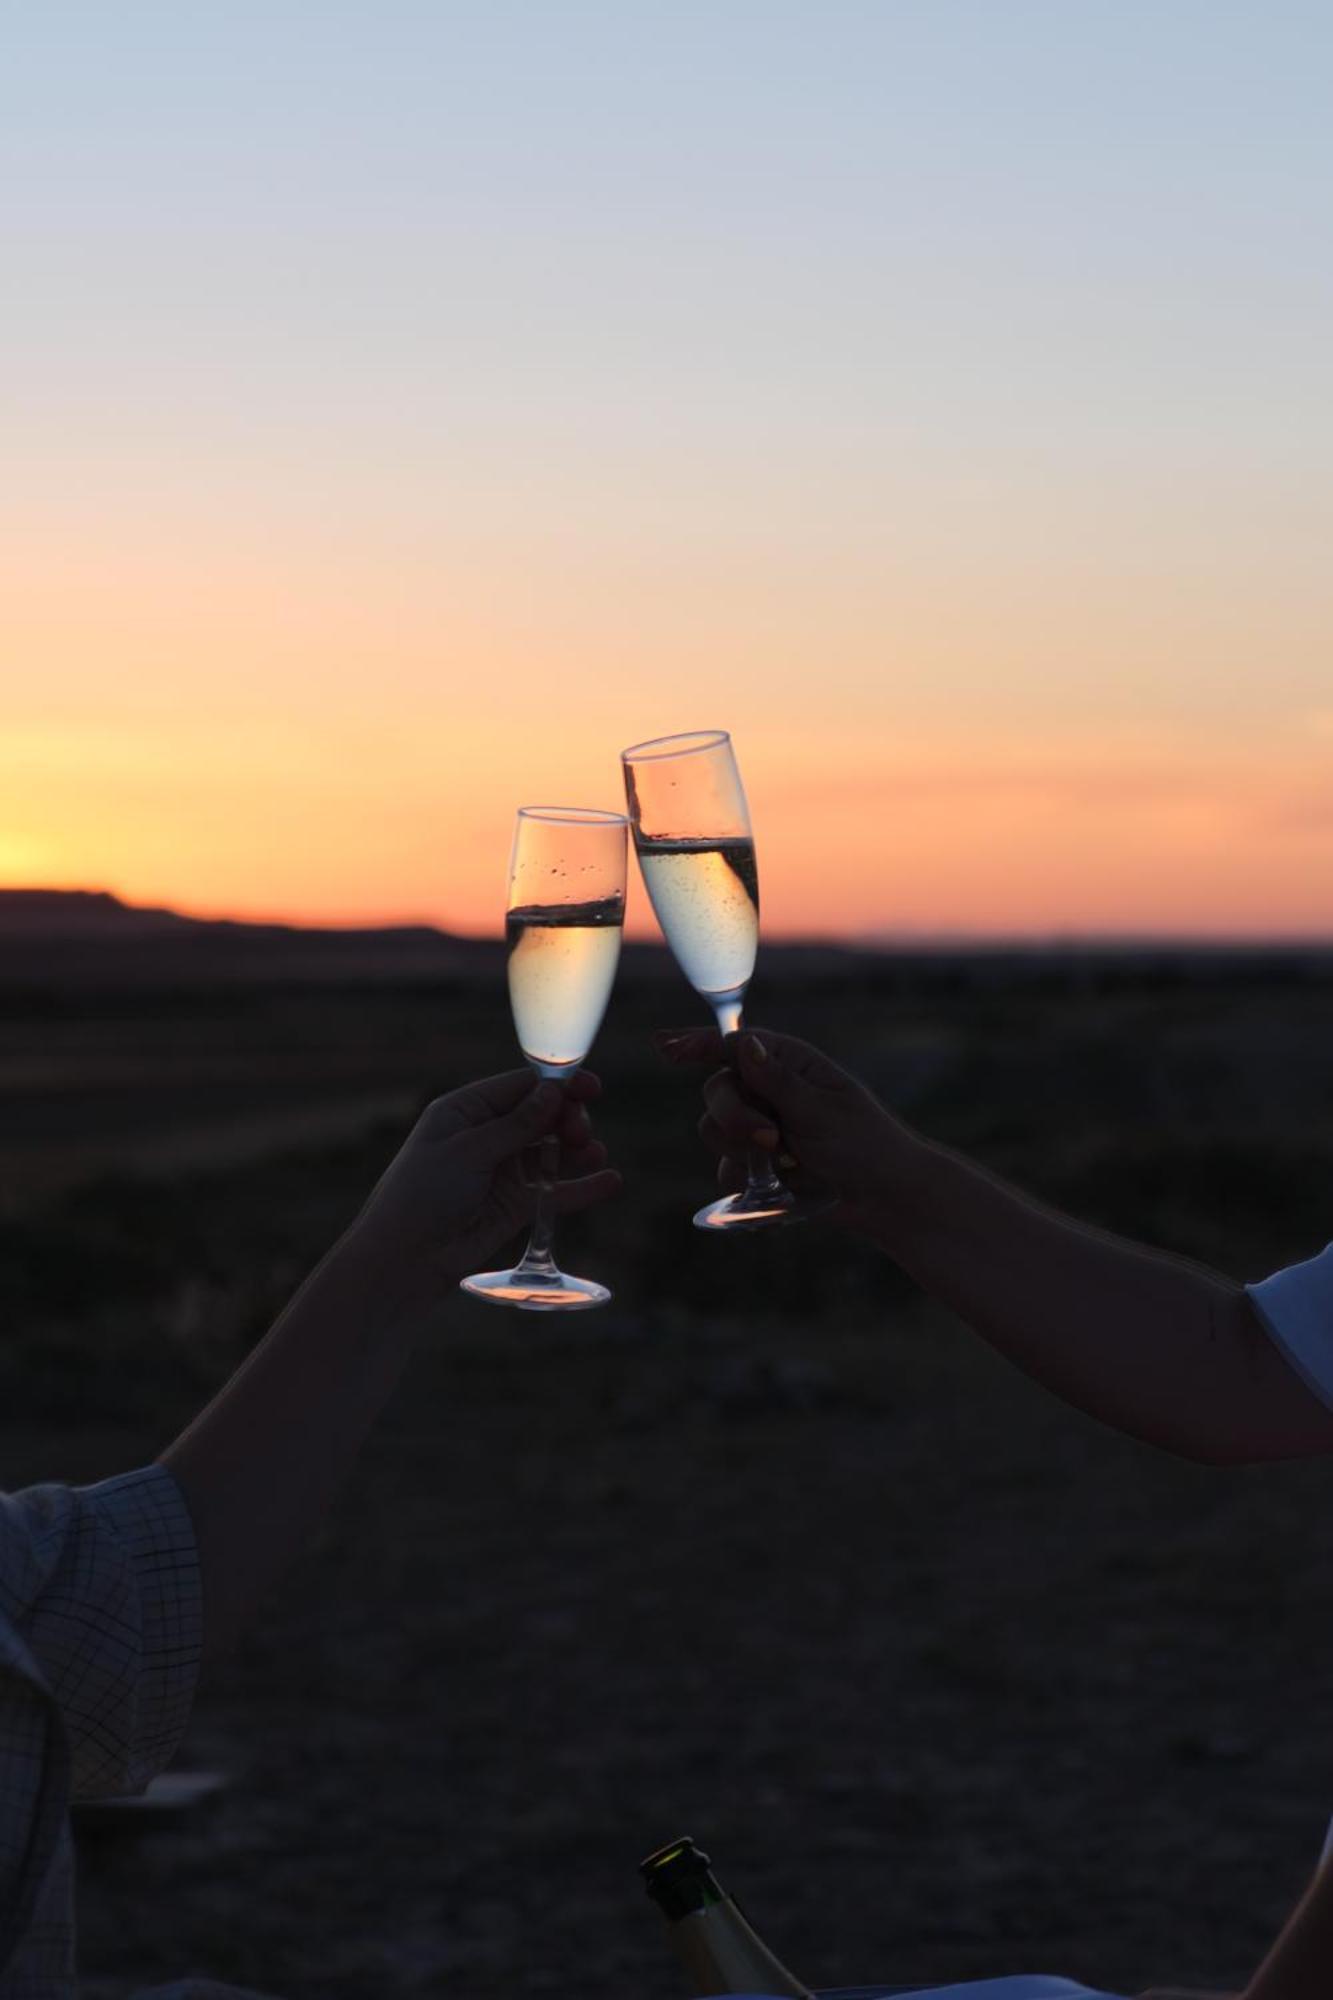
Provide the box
[3,2,1330,939]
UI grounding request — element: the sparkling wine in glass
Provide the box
[621,729,831,1231]
[461,805,627,1309]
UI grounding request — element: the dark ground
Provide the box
[2,942,1333,1997]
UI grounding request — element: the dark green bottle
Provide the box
[641,1836,812,1997]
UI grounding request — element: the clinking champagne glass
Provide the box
[461,805,627,1310]
[621,729,834,1231]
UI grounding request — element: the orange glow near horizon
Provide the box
[3,514,1331,942]
[5,664,1331,944]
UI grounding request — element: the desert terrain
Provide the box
[3,896,1332,1997]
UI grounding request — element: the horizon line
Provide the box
[3,885,1331,952]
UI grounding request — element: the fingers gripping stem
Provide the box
[724,1029,785,1202]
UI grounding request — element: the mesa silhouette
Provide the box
[0,889,875,992]
[2,889,1327,995]
[0,889,501,989]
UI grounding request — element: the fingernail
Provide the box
[745,1036,767,1063]
[777,1151,799,1170]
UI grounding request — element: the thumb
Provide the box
[458,1077,561,1169]
[732,1033,820,1121]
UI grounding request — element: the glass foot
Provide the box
[460,1267,611,1311]
[693,1185,837,1231]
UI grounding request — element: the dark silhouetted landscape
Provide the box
[3,890,1332,1998]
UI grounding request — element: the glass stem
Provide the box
[744,1143,785,1200]
[514,1133,561,1279]
[715,1000,786,1200]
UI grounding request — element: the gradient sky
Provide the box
[3,1,1330,937]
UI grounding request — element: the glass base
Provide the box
[460,1266,611,1311]
[693,1185,837,1231]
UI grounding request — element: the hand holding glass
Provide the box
[461,806,627,1309]
[621,729,832,1231]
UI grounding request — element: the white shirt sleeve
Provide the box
[1247,1243,1333,1413]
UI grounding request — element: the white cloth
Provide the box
[0,1464,213,2000]
[1248,1241,1333,1411]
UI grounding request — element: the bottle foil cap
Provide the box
[640,1837,723,1920]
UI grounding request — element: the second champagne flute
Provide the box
[461,805,627,1310]
[621,728,832,1231]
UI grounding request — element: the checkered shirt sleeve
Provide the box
[1,1463,201,1800]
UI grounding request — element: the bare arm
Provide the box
[1239,1856,1333,2000]
[864,1126,1323,1463]
[664,1027,1333,1465]
[162,1070,618,1662]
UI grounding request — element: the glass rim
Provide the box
[620,728,731,764]
[515,805,629,826]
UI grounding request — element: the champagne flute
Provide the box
[621,729,832,1231]
[461,805,627,1309]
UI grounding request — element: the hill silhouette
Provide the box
[0,888,869,990]
[2,888,1328,993]
[0,888,497,987]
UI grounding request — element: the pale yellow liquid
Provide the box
[635,837,759,1000]
[506,898,623,1073]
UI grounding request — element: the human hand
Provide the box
[653,1026,914,1237]
[350,1069,620,1306]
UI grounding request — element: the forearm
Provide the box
[155,1066,616,1666]
[1244,1858,1333,2000]
[862,1126,1333,1462]
[161,1227,424,1663]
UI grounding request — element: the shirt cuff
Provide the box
[80,1463,202,1788]
[1248,1243,1333,1414]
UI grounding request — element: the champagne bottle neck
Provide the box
[667,1895,812,1999]
[641,1837,812,2000]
